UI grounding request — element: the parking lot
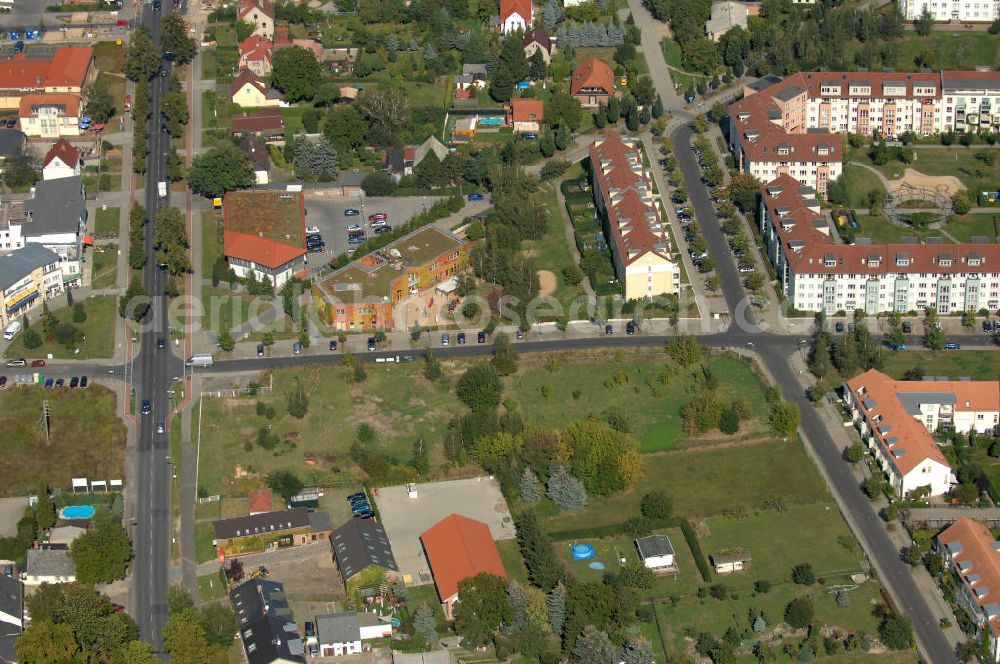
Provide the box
[303,195,442,260]
[374,477,515,587]
[0,0,50,31]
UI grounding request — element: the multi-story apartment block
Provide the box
[589,132,680,301]
[729,70,1000,195]
[843,368,998,497]
[938,518,1000,663]
[759,174,1000,314]
[0,244,63,329]
[900,0,999,22]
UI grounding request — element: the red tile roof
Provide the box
[237,0,273,21]
[589,132,672,266]
[223,190,306,269]
[421,514,506,602]
[500,0,532,24]
[231,109,285,135]
[938,518,1000,638]
[0,47,92,91]
[239,35,273,63]
[729,90,838,165]
[762,173,1000,276]
[571,58,615,97]
[273,25,291,48]
[231,69,267,97]
[248,488,273,514]
[42,138,81,169]
[21,93,80,119]
[509,98,544,124]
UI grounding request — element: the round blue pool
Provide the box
[571,543,596,560]
[588,561,606,571]
[61,505,95,520]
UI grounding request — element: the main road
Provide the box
[129,0,184,648]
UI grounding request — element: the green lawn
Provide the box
[195,521,217,563]
[94,206,120,235]
[945,214,1000,242]
[529,178,586,315]
[660,38,701,91]
[890,31,999,71]
[196,363,462,495]
[200,48,217,82]
[0,385,125,495]
[852,214,928,244]
[510,354,769,453]
[541,438,830,532]
[853,145,1000,193]
[497,539,530,585]
[4,295,117,359]
[91,245,118,290]
[879,350,1000,382]
[198,572,227,602]
[834,164,886,208]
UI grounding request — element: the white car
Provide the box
[306,226,320,234]
[346,224,362,232]
[370,218,387,227]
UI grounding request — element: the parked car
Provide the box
[521,132,538,139]
[44,378,53,389]
[307,233,322,242]
[457,332,466,344]
[835,322,844,333]
[80,376,88,388]
[367,337,376,351]
[605,324,613,335]
[348,236,364,245]
[515,328,524,340]
[441,333,450,346]
[945,342,961,350]
[4,118,15,128]
[329,340,338,351]
[70,376,79,388]
[304,622,316,638]
[373,225,392,235]
[31,359,45,368]
[347,492,365,501]
[257,343,264,357]
[467,193,484,201]
[888,343,907,351]
[344,209,360,216]
[984,320,993,333]
[141,399,151,414]
[54,378,63,388]
[156,421,165,434]
[626,321,635,335]
[477,331,486,343]
[370,218,387,227]
[0,376,6,389]
[902,322,912,334]
[157,337,165,349]
[346,224,362,232]
[5,359,26,367]
[292,342,302,355]
[306,226,320,234]
[738,266,755,274]
[368,213,387,221]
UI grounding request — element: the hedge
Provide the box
[681,519,712,582]
[548,517,683,542]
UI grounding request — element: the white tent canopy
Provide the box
[435,278,458,294]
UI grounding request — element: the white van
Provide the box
[3,320,21,341]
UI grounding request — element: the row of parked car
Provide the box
[348,492,373,520]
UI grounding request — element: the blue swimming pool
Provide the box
[479,117,503,126]
[61,505,95,520]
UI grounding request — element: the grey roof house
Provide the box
[0,244,60,293]
[329,518,399,589]
[0,574,23,664]
[230,578,305,664]
[24,547,76,585]
[19,175,87,287]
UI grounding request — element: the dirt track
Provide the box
[890,168,965,196]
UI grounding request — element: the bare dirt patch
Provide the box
[890,168,965,196]
[537,270,557,297]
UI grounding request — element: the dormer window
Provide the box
[895,253,909,267]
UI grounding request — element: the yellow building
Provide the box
[231,70,282,108]
[589,132,679,301]
[0,244,64,329]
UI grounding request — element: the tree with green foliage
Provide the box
[361,171,397,196]
[791,563,816,585]
[456,363,503,412]
[572,625,615,664]
[15,621,80,662]
[454,573,512,647]
[546,464,587,510]
[547,582,567,636]
[71,524,133,584]
[292,135,339,181]
[323,105,369,157]
[188,143,254,198]
[217,329,234,353]
[168,583,195,614]
[520,467,542,503]
[515,509,565,590]
[161,13,197,63]
[769,402,800,438]
[412,603,438,644]
[784,595,814,629]
[879,614,913,650]
[266,470,303,504]
[163,607,218,664]
[915,6,934,36]
[271,46,321,102]
[491,332,519,375]
[619,637,654,664]
[490,33,529,102]
[719,407,740,434]
[84,77,115,123]
[640,489,672,519]
[34,488,56,531]
[666,334,703,367]
[124,25,161,81]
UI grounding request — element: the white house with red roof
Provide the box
[499,0,531,34]
[223,190,307,288]
[937,518,1000,662]
[237,0,274,40]
[19,94,81,139]
[589,132,679,301]
[42,139,81,181]
[758,174,1000,314]
[238,35,273,77]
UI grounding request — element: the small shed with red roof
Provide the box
[248,488,273,515]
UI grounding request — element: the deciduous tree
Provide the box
[272,46,322,102]
[71,523,133,584]
[188,144,254,198]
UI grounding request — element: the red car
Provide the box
[31,360,45,368]
[368,213,387,221]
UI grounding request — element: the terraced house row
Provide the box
[758,174,1000,314]
[728,70,1000,195]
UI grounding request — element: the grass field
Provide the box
[852,145,1000,193]
[542,438,830,531]
[0,385,125,495]
[852,214,928,244]
[880,350,1000,382]
[197,572,227,602]
[94,206,120,235]
[91,245,118,290]
[3,295,117,359]
[531,178,587,315]
[946,214,1000,242]
[195,521,216,563]
[196,363,461,495]
[511,354,769,452]
[890,31,999,71]
[498,539,530,585]
[835,165,886,209]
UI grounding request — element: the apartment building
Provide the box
[937,518,1000,663]
[589,132,680,301]
[729,70,1000,195]
[0,48,94,111]
[0,244,63,329]
[758,174,1000,314]
[900,0,999,22]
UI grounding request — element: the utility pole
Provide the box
[40,400,51,446]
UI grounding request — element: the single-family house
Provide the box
[523,27,554,64]
[223,189,307,289]
[42,139,82,180]
[239,137,271,185]
[237,0,275,40]
[938,518,1000,663]
[24,547,76,585]
[315,612,393,657]
[506,98,544,133]
[421,514,506,620]
[571,58,616,107]
[239,35,273,77]
[18,93,82,138]
[273,29,324,61]
[231,109,285,142]
[705,1,760,41]
[414,136,449,167]
[329,518,399,597]
[635,535,677,572]
[231,578,305,664]
[499,0,532,33]
[231,70,283,108]
[248,488,273,515]
[380,146,415,180]
[213,508,332,556]
[0,573,23,664]
[0,244,63,330]
[710,550,752,574]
